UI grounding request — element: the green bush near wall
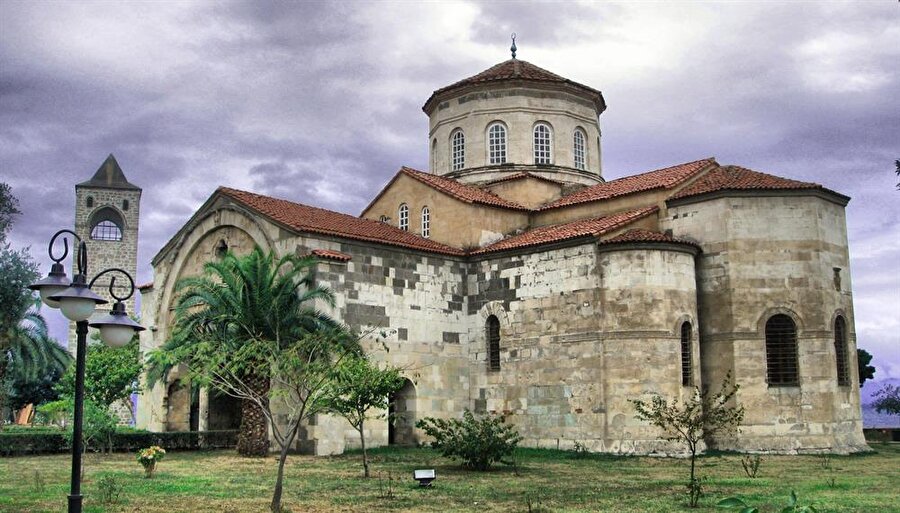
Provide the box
[0,429,238,456]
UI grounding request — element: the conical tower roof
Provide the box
[76,154,140,190]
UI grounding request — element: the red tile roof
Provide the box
[398,167,530,210]
[311,249,352,262]
[599,229,699,249]
[541,158,717,210]
[423,59,605,113]
[471,206,658,255]
[669,165,839,201]
[218,187,465,256]
[482,172,565,187]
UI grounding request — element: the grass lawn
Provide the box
[1,443,897,513]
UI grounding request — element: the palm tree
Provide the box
[148,246,341,456]
[1,297,70,428]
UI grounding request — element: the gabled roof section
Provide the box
[219,187,465,256]
[540,158,716,210]
[362,167,530,215]
[481,172,565,187]
[599,229,700,250]
[423,59,605,114]
[669,165,849,204]
[76,154,141,191]
[471,206,658,255]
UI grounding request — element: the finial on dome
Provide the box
[510,32,517,59]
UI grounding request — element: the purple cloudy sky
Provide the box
[1,2,898,381]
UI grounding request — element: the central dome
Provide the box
[423,58,607,187]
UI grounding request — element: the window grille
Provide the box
[421,206,430,239]
[91,220,122,241]
[765,314,799,386]
[573,129,586,170]
[398,204,409,231]
[834,316,850,386]
[681,322,692,386]
[488,123,507,164]
[533,123,552,164]
[486,315,500,371]
[451,130,465,171]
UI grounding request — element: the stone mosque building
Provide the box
[125,51,867,454]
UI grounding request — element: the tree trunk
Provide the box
[236,373,270,457]
[270,423,300,513]
[359,419,369,478]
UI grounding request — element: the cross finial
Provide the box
[510,33,517,59]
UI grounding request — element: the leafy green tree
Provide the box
[857,348,876,386]
[322,355,405,477]
[416,410,523,471]
[631,374,745,508]
[5,365,65,419]
[148,247,341,457]
[57,336,141,421]
[0,182,21,240]
[872,384,900,416]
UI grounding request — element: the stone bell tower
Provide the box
[70,154,142,351]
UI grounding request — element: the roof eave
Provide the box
[666,187,851,208]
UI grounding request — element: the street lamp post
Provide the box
[29,229,144,513]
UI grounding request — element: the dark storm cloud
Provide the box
[1,1,896,376]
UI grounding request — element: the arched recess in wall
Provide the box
[155,206,274,348]
[388,379,417,445]
[89,206,126,241]
[672,314,695,387]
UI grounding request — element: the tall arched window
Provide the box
[486,315,500,371]
[421,206,430,239]
[765,314,799,386]
[680,322,693,386]
[834,316,850,386]
[533,122,552,164]
[451,130,465,171]
[573,128,586,170]
[398,204,409,231]
[487,123,507,164]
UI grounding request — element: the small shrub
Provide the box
[687,476,705,508]
[818,453,831,470]
[377,471,396,500]
[96,474,123,505]
[571,441,589,459]
[33,470,45,494]
[740,454,762,478]
[525,492,553,513]
[416,410,523,471]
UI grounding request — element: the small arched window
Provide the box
[573,128,586,170]
[451,130,465,171]
[398,204,409,231]
[765,314,799,386]
[421,206,430,239]
[122,199,129,211]
[834,316,850,386]
[486,315,500,371]
[487,123,507,165]
[215,239,228,259]
[533,123,552,164]
[680,322,693,386]
[431,138,438,171]
[379,215,389,223]
[86,196,94,208]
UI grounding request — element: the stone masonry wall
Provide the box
[663,194,867,453]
